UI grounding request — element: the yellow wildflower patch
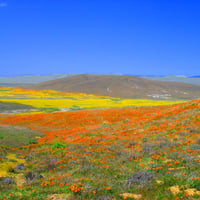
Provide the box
[120,193,142,200]
[185,188,200,196]
[120,193,142,199]
[156,180,164,184]
[47,194,72,200]
[0,86,186,114]
[168,167,185,170]
[0,154,25,177]
[169,185,181,195]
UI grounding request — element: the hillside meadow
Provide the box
[0,87,185,116]
[0,89,199,200]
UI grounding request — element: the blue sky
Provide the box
[0,0,200,77]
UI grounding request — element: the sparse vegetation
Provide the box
[0,101,34,112]
[0,125,44,147]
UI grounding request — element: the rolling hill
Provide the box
[25,74,200,100]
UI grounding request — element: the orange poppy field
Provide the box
[0,98,199,200]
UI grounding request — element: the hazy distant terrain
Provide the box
[143,75,200,85]
[0,73,78,86]
[0,73,122,86]
[25,74,200,100]
[0,74,200,86]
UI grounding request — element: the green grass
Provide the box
[0,125,44,148]
[0,101,34,112]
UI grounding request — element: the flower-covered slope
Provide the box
[0,86,185,116]
[0,99,199,200]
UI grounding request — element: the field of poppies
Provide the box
[0,87,185,116]
[0,88,199,200]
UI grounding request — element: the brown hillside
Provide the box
[24,74,200,100]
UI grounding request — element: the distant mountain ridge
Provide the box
[0,73,200,86]
[24,74,200,100]
[0,73,78,85]
[143,75,200,85]
[0,73,123,86]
